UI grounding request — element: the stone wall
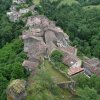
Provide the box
[57,81,76,95]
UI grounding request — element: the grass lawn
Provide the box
[83,4,100,10]
[44,60,73,100]
[27,60,73,100]
[44,60,69,83]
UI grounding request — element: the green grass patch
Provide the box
[27,60,73,100]
[44,60,69,83]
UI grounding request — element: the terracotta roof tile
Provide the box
[68,67,84,76]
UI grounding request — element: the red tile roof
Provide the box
[68,67,84,76]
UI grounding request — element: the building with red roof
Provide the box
[68,67,84,76]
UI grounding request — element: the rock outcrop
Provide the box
[21,15,69,68]
[7,79,26,100]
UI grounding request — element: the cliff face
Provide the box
[7,79,26,100]
[22,15,69,62]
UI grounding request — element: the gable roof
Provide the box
[83,57,100,76]
[68,67,84,76]
[60,46,77,55]
[62,54,80,67]
[89,67,100,76]
[83,57,100,68]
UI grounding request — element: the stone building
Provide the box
[62,54,82,68]
[83,57,100,76]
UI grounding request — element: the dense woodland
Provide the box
[0,0,100,100]
[77,0,100,5]
[0,0,27,99]
[0,0,25,48]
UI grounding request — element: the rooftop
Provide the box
[83,57,100,68]
[68,67,84,76]
[63,54,80,67]
[60,46,77,55]
[89,67,100,76]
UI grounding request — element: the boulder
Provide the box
[7,79,26,100]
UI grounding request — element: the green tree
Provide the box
[76,87,100,100]
[50,50,63,62]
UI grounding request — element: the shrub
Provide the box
[50,50,63,62]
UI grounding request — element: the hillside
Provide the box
[36,0,100,59]
[0,0,100,100]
